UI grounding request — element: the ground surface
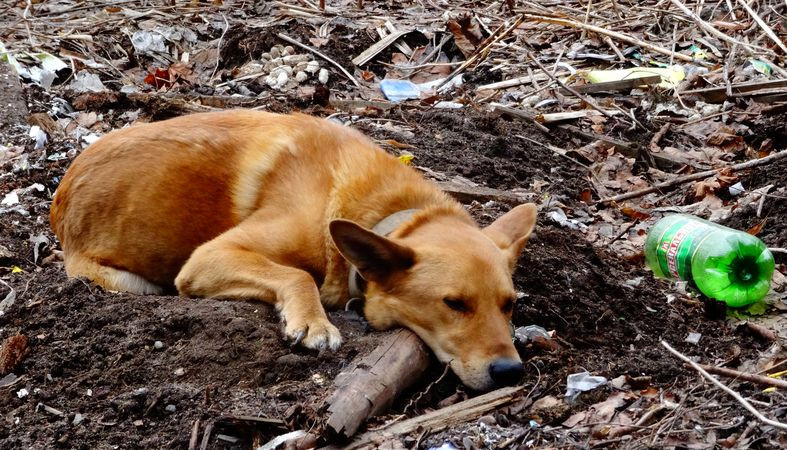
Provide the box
[2,1,787,449]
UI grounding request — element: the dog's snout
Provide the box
[489,358,524,386]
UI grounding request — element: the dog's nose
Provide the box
[489,358,524,386]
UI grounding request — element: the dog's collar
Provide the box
[346,209,420,303]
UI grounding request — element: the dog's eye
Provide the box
[443,298,470,313]
[502,298,515,314]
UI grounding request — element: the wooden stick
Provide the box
[696,363,787,389]
[600,148,787,204]
[188,420,200,450]
[736,0,787,54]
[345,385,525,449]
[436,15,525,90]
[277,33,361,87]
[437,180,532,206]
[324,329,431,438]
[522,13,701,64]
[526,50,617,120]
[662,340,787,431]
[669,0,764,53]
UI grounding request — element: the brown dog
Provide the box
[50,110,537,390]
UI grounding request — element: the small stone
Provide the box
[294,61,308,72]
[153,341,164,350]
[282,54,309,65]
[86,389,92,397]
[72,413,85,425]
[133,419,144,427]
[276,71,289,88]
[16,388,28,398]
[295,71,308,83]
[269,47,281,58]
[283,45,295,56]
[174,368,185,377]
[478,414,496,426]
[165,404,176,413]
[685,332,702,345]
[260,52,271,61]
[318,68,329,84]
[305,60,320,74]
[133,387,148,397]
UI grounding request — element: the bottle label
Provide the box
[655,217,716,280]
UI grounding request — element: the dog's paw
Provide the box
[285,317,343,351]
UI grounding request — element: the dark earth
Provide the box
[1,19,787,450]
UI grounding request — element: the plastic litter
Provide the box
[29,125,47,150]
[131,30,168,56]
[685,332,702,345]
[565,371,607,401]
[380,79,421,102]
[69,71,106,93]
[514,325,550,343]
[568,66,685,89]
[257,430,307,450]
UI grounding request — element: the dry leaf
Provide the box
[446,16,484,58]
[693,178,721,199]
[746,218,767,235]
[0,334,29,375]
[620,207,650,221]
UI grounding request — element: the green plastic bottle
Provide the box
[645,214,775,307]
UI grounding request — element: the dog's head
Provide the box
[330,203,537,391]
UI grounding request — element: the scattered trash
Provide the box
[131,30,168,56]
[380,79,421,102]
[729,182,745,196]
[69,71,106,93]
[72,413,85,425]
[28,233,49,265]
[1,191,19,206]
[685,332,702,345]
[258,430,308,450]
[16,388,28,398]
[28,126,47,150]
[514,325,550,343]
[565,371,608,401]
[548,208,588,231]
[0,279,16,315]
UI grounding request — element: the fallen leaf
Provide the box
[620,207,650,221]
[746,218,766,235]
[446,16,484,58]
[693,178,720,199]
[0,334,29,375]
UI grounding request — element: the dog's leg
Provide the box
[174,223,342,351]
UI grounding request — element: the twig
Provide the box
[696,363,787,389]
[523,13,704,64]
[188,420,200,450]
[661,340,787,430]
[436,15,525,90]
[525,51,618,120]
[209,13,229,82]
[769,248,787,254]
[600,148,787,204]
[277,33,360,87]
[669,0,764,53]
[737,0,787,54]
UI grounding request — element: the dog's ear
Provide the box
[329,219,415,283]
[482,203,537,269]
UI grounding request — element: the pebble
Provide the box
[133,387,148,397]
[283,45,295,56]
[305,60,320,74]
[318,68,329,84]
[295,71,308,83]
[165,404,176,413]
[153,341,164,350]
[174,368,185,377]
[270,46,281,58]
[72,413,85,425]
[478,414,497,426]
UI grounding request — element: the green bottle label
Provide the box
[655,218,716,280]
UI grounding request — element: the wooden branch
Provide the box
[345,385,525,449]
[324,329,431,438]
[669,0,763,53]
[599,149,787,204]
[491,103,550,133]
[436,15,525,90]
[558,74,662,94]
[736,0,787,55]
[523,13,702,64]
[436,181,532,206]
[694,363,787,389]
[683,79,787,103]
[662,340,787,431]
[352,29,411,66]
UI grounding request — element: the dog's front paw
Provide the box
[285,316,343,351]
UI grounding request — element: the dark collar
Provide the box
[346,209,419,302]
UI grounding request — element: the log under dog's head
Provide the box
[330,203,537,391]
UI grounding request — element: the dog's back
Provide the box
[51,110,450,291]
